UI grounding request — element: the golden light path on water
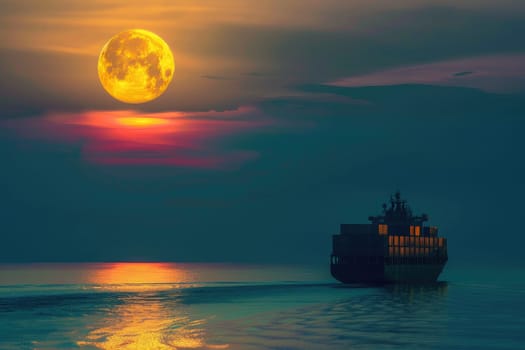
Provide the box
[86,262,189,290]
[77,263,230,350]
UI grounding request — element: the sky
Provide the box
[1,0,524,265]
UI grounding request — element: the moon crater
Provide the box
[98,29,175,104]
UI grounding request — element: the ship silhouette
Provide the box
[331,192,448,283]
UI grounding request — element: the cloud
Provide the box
[453,71,473,77]
[3,107,273,168]
[328,54,525,93]
[3,4,525,114]
[2,82,525,263]
[241,72,270,78]
[200,75,232,81]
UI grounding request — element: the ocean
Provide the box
[0,263,524,349]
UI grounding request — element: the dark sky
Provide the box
[1,0,524,265]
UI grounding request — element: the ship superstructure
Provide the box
[330,192,448,283]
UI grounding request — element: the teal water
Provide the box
[0,263,524,349]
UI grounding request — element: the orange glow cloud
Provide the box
[5,107,271,168]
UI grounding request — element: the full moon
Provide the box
[98,29,175,104]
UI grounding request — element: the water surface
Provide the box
[1,263,523,349]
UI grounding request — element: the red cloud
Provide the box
[4,107,270,168]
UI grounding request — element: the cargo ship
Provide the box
[330,192,448,283]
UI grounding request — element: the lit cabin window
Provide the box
[394,236,399,246]
[400,247,406,256]
[438,238,443,247]
[400,236,405,246]
[378,224,388,235]
[388,236,393,245]
[409,226,414,236]
[415,226,421,236]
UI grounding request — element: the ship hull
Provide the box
[331,262,446,283]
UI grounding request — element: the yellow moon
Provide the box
[98,29,175,104]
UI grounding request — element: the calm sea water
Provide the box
[0,263,524,350]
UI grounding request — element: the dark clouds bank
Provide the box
[1,83,524,265]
